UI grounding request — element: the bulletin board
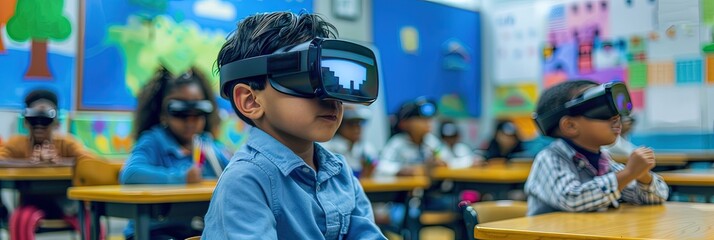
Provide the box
[373,0,482,117]
[78,0,313,111]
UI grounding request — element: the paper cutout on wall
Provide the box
[492,4,542,82]
[493,83,538,117]
[674,58,703,84]
[442,39,471,71]
[647,61,674,85]
[657,0,699,30]
[544,71,568,89]
[627,35,647,62]
[647,25,700,61]
[628,62,647,89]
[704,0,714,25]
[629,89,644,109]
[70,118,135,156]
[438,94,470,119]
[706,55,714,84]
[400,26,419,54]
[546,4,568,44]
[609,0,656,36]
[566,0,610,42]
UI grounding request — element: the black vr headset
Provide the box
[534,82,632,136]
[398,97,437,120]
[219,38,379,105]
[22,108,57,126]
[167,100,214,118]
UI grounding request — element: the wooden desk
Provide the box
[68,181,216,240]
[475,202,714,240]
[432,165,531,200]
[360,176,430,193]
[659,169,714,203]
[0,166,72,195]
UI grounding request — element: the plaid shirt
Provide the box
[525,139,669,216]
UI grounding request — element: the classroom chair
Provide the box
[185,236,201,240]
[71,158,124,240]
[460,200,528,240]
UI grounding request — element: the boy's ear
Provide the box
[558,116,579,137]
[232,84,264,121]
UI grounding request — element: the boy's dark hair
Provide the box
[535,80,598,137]
[215,11,338,126]
[25,89,58,108]
[132,67,221,140]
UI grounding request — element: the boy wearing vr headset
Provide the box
[525,80,668,216]
[202,12,384,239]
[0,89,98,239]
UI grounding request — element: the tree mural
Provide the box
[7,0,71,78]
[0,0,18,53]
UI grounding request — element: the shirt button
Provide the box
[316,185,321,191]
[302,167,310,173]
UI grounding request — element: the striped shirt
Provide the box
[525,139,669,216]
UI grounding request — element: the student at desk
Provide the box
[526,80,668,216]
[120,68,229,240]
[483,120,526,161]
[0,89,98,239]
[376,97,452,176]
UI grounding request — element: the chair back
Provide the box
[459,201,478,240]
[472,200,527,223]
[73,158,123,186]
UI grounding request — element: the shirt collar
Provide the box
[554,139,610,176]
[246,127,343,178]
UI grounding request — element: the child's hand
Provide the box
[186,166,203,183]
[427,158,447,167]
[625,147,656,177]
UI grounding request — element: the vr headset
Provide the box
[398,98,437,120]
[167,100,214,118]
[219,38,379,105]
[534,82,632,136]
[22,108,57,126]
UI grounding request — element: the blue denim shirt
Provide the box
[202,127,385,240]
[119,125,230,237]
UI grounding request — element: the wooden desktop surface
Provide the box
[431,164,531,183]
[360,176,430,192]
[658,168,714,186]
[68,181,217,204]
[0,167,72,180]
[474,202,714,240]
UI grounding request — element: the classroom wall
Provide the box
[480,0,714,150]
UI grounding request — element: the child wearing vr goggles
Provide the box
[202,12,384,239]
[119,68,229,240]
[525,80,668,216]
[0,89,99,239]
[377,97,449,176]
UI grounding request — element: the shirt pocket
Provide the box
[339,213,351,239]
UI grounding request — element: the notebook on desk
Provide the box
[0,158,75,168]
